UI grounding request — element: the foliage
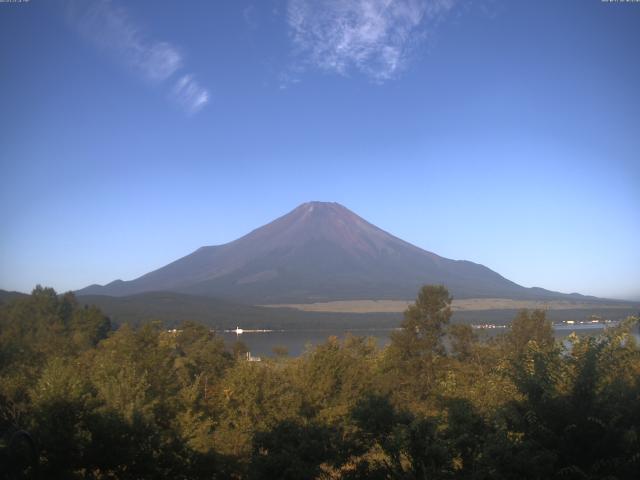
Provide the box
[0,286,639,479]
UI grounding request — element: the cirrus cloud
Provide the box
[287,0,457,82]
[172,75,210,115]
[68,0,209,115]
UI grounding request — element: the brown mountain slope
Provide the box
[77,202,600,303]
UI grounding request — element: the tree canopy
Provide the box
[1,285,638,479]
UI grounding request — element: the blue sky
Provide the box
[1,0,639,300]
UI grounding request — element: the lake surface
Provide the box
[220,324,640,358]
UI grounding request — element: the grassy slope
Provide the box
[76,291,401,330]
[262,298,637,313]
[77,291,639,330]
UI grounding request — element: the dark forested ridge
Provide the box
[75,291,402,330]
[76,202,609,303]
[0,290,28,305]
[1,285,639,479]
[4,289,635,332]
[74,290,639,331]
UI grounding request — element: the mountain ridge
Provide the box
[77,202,601,303]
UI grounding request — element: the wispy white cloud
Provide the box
[243,4,259,30]
[68,0,209,114]
[71,0,182,82]
[172,75,210,115]
[287,0,457,82]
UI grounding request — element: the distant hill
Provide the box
[2,289,634,331]
[0,289,28,304]
[76,292,638,331]
[76,291,400,330]
[77,201,603,304]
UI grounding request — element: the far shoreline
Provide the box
[261,297,638,314]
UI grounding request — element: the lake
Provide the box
[219,323,640,358]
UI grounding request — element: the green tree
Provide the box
[69,303,111,349]
[384,285,453,407]
[249,420,338,480]
[212,361,301,458]
[448,324,477,361]
[506,309,554,358]
[296,335,378,423]
[390,285,453,360]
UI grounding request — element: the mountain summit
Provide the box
[77,202,589,303]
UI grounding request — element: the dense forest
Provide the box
[1,285,639,479]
